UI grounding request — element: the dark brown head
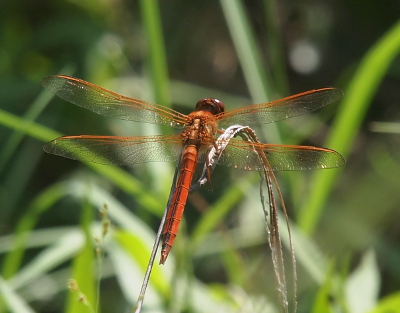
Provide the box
[194,98,225,115]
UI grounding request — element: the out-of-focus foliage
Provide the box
[1,0,400,312]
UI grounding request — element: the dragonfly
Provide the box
[42,75,345,265]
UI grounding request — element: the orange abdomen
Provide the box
[160,145,198,264]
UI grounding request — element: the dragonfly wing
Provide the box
[217,139,345,171]
[44,135,184,165]
[217,88,343,127]
[42,75,187,128]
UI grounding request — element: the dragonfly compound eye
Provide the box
[195,98,225,115]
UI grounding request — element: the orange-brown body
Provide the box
[160,99,224,264]
[160,145,198,264]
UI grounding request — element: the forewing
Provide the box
[42,75,187,128]
[43,135,184,165]
[217,88,343,127]
[217,139,345,171]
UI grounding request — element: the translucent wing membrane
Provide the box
[44,134,345,170]
[43,135,185,165]
[42,75,188,128]
[215,139,345,171]
[217,88,343,127]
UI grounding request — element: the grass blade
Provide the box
[219,0,272,103]
[0,110,165,215]
[299,19,400,234]
[66,198,96,313]
[0,277,35,313]
[139,0,170,107]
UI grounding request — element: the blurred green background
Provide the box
[1,0,400,312]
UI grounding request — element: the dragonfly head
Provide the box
[194,98,225,115]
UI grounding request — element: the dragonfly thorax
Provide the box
[182,112,218,146]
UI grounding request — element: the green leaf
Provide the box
[367,291,400,313]
[311,263,336,313]
[345,250,379,313]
